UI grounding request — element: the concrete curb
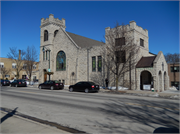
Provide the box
[1,111,71,133]
[1,107,86,134]
[99,89,179,100]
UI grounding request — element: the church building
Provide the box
[39,14,169,92]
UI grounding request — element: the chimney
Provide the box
[19,50,21,60]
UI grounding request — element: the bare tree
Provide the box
[90,72,104,87]
[165,53,180,86]
[165,53,179,63]
[102,22,139,91]
[0,67,11,79]
[24,45,38,81]
[7,47,26,79]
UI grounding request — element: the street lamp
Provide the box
[42,46,51,80]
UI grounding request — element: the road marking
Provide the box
[126,102,179,111]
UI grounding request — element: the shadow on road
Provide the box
[1,107,18,124]
[88,98,179,133]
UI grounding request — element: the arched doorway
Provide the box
[140,70,152,90]
[159,71,162,92]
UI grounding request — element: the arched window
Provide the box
[44,30,48,41]
[56,51,66,71]
[54,30,58,37]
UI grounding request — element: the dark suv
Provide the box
[10,79,27,87]
[1,79,10,86]
[38,80,64,90]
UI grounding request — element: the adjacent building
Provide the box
[168,63,179,89]
[0,57,39,81]
[39,14,169,92]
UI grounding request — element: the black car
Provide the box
[69,81,99,93]
[38,80,64,90]
[10,79,27,87]
[1,79,10,86]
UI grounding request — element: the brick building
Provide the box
[0,57,39,81]
[39,14,169,91]
[168,63,179,89]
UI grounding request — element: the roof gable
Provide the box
[66,32,105,48]
[136,56,156,68]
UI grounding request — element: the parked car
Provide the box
[69,81,99,93]
[1,79,10,86]
[10,79,27,87]
[38,80,64,90]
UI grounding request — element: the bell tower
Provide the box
[40,14,66,47]
[39,14,66,83]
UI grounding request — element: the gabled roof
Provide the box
[136,56,156,68]
[67,32,105,48]
[149,52,157,56]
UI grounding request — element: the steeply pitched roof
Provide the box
[67,32,105,48]
[149,52,157,56]
[136,56,156,68]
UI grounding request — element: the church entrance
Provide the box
[140,70,152,90]
[44,69,47,82]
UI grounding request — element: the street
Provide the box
[1,86,179,133]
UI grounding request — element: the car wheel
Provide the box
[85,88,89,93]
[50,86,54,90]
[39,86,41,89]
[69,88,73,92]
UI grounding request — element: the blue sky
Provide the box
[1,1,179,60]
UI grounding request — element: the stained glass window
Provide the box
[56,51,66,71]
[92,56,96,72]
[98,56,102,72]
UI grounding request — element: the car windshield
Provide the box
[20,80,26,82]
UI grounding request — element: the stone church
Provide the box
[39,14,169,92]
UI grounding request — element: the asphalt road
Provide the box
[1,86,179,133]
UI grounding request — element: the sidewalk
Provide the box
[100,88,180,99]
[1,110,72,134]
